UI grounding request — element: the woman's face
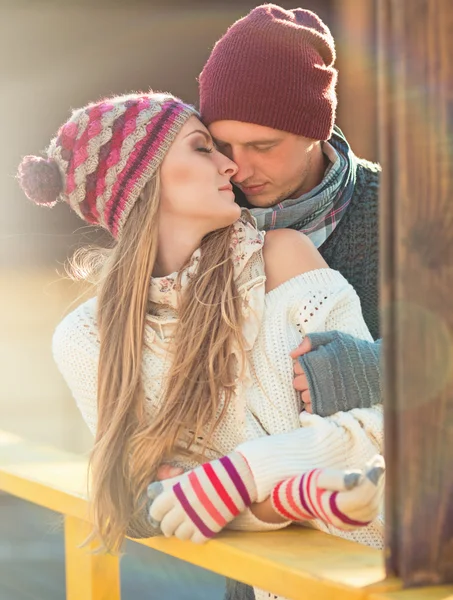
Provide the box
[159,116,241,233]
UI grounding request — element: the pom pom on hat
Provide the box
[17,155,63,207]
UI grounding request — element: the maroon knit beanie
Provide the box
[199,4,337,141]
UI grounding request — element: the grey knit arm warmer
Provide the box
[126,494,161,539]
[298,332,382,417]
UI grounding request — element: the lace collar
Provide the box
[149,210,264,310]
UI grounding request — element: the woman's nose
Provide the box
[219,154,239,178]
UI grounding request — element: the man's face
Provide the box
[208,120,322,208]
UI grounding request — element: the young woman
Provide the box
[17,91,384,599]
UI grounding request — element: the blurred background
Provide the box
[0,0,377,598]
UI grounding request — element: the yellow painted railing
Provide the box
[1,430,452,600]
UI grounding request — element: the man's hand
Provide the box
[290,336,313,413]
[290,332,382,417]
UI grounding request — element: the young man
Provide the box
[197,5,383,600]
[199,3,382,420]
[152,6,383,600]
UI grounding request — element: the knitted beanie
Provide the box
[199,4,337,141]
[17,92,197,238]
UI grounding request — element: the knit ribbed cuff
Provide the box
[299,333,382,417]
[236,425,347,502]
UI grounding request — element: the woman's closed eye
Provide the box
[196,146,214,154]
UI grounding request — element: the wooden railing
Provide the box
[1,430,452,600]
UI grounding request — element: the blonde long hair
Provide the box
[81,175,245,552]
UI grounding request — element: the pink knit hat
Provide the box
[17,92,197,238]
[199,4,337,141]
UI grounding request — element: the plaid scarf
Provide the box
[251,126,357,248]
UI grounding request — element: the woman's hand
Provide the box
[271,455,385,530]
[147,452,258,544]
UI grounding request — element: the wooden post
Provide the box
[64,516,121,600]
[378,0,453,587]
[332,0,378,162]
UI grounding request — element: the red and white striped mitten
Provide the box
[147,452,257,544]
[271,455,385,530]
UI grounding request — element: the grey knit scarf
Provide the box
[251,126,357,248]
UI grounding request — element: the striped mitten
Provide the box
[147,452,257,544]
[271,455,385,530]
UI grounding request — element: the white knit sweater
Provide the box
[53,215,383,600]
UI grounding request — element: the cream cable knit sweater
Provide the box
[53,217,383,600]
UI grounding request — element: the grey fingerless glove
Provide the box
[298,332,382,417]
[127,493,161,539]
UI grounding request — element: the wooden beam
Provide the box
[378,0,453,587]
[369,587,453,600]
[0,430,399,600]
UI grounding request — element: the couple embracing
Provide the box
[17,5,383,600]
